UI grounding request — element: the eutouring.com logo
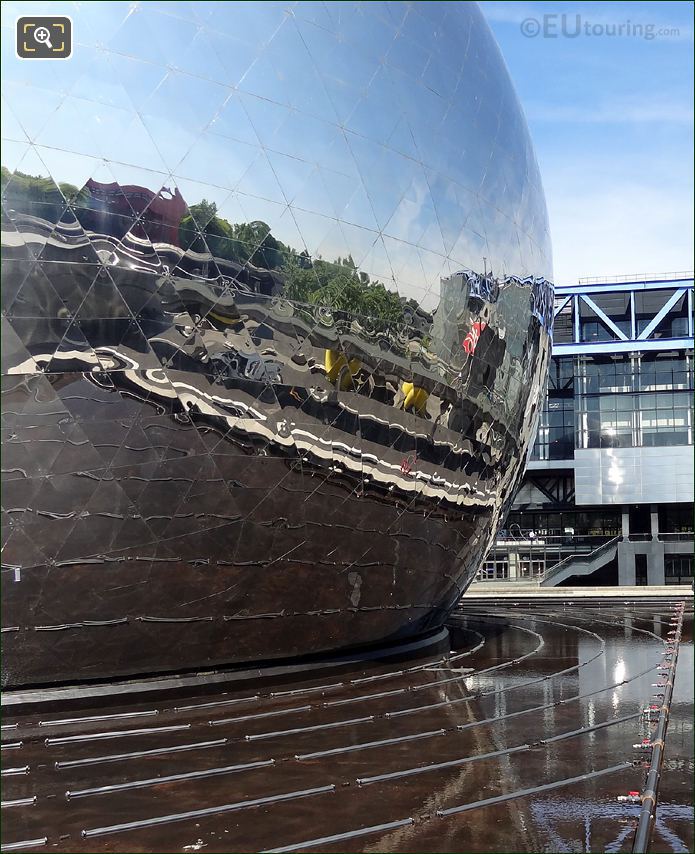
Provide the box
[16,16,72,59]
[520,14,680,41]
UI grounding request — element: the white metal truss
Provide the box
[637,288,687,340]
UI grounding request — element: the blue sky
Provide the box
[481,0,694,284]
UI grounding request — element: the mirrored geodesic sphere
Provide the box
[1,1,552,687]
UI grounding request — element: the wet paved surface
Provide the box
[2,599,693,853]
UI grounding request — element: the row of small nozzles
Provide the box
[618,601,685,804]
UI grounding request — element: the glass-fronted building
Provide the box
[482,273,694,586]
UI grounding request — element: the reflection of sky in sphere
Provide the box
[1,0,552,310]
[0,0,556,691]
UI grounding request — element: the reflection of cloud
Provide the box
[382,175,430,247]
[2,0,553,311]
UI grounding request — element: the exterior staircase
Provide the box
[539,536,620,587]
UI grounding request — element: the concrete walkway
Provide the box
[463,583,694,598]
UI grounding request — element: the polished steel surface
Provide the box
[1,1,553,687]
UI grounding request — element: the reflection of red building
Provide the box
[85,180,187,246]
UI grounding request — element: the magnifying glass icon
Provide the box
[34,26,53,49]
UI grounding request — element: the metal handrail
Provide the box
[541,536,620,585]
[473,575,545,584]
[495,532,617,545]
[577,270,694,285]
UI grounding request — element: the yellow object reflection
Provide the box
[324,349,361,390]
[402,382,429,414]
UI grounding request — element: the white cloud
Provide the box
[481,2,693,42]
[479,2,694,284]
[481,2,541,25]
[526,98,694,125]
[545,171,694,284]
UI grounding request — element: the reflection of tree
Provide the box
[177,199,408,323]
[1,166,88,222]
[179,201,288,270]
[3,171,418,325]
[284,255,406,323]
